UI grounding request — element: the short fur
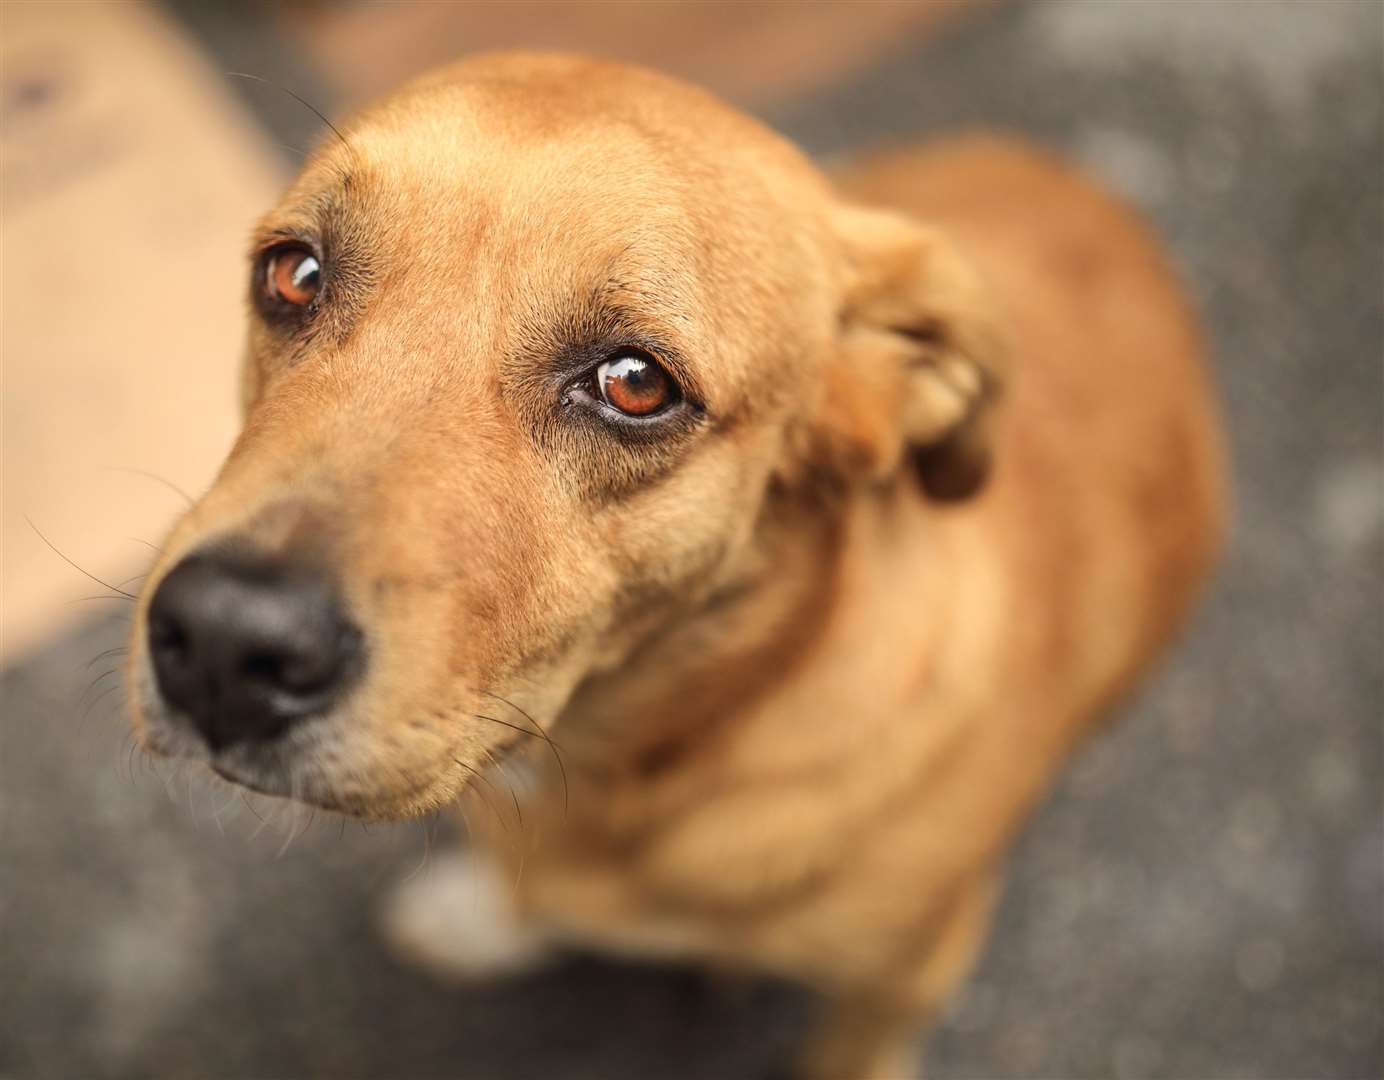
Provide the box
[128,53,1225,1078]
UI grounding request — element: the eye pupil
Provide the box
[596,353,675,417]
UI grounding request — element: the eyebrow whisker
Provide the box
[227,72,358,168]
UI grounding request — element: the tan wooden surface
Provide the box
[1,2,283,660]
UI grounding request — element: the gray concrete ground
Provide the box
[3,3,1380,1077]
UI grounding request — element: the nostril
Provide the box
[241,650,329,696]
[148,613,188,658]
[241,651,286,685]
[240,624,363,698]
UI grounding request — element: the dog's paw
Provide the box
[380,850,552,981]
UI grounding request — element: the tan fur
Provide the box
[127,53,1226,1078]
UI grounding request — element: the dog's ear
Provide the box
[806,204,1009,500]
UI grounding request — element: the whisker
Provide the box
[275,811,299,858]
[85,645,128,670]
[104,466,194,507]
[502,768,523,831]
[277,778,310,858]
[248,799,275,842]
[149,756,181,807]
[401,811,438,884]
[209,802,227,837]
[268,139,313,159]
[81,682,123,722]
[485,756,530,899]
[482,747,524,831]
[126,536,164,554]
[511,820,528,901]
[451,757,511,835]
[209,781,240,836]
[476,690,570,815]
[227,72,357,165]
[275,812,299,858]
[78,667,120,708]
[455,801,473,849]
[239,792,266,825]
[26,516,137,599]
[125,736,140,786]
[472,712,556,746]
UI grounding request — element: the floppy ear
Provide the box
[809,204,1009,500]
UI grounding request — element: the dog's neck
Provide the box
[555,477,952,781]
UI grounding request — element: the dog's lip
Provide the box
[207,750,352,812]
[209,758,287,798]
[207,743,317,806]
[204,729,443,815]
[142,680,498,814]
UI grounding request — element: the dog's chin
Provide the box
[134,699,449,820]
[138,706,317,801]
[207,747,300,801]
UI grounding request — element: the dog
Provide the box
[126,52,1226,1078]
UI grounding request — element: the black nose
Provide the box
[146,551,364,749]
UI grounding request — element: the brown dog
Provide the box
[126,52,1225,1078]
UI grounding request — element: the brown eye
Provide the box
[264,246,320,307]
[594,352,677,417]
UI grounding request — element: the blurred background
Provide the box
[2,1,1379,1077]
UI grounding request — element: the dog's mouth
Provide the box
[132,635,528,820]
[201,723,308,796]
[137,679,334,804]
[210,760,265,788]
[166,717,462,819]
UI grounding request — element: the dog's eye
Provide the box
[264,246,321,307]
[594,351,677,417]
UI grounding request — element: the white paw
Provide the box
[380,850,551,981]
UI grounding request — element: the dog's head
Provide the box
[127,53,1005,818]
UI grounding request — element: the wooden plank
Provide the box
[1,2,283,660]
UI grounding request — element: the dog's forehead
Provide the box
[259,59,840,390]
[375,123,693,267]
[270,94,712,307]
[295,57,828,266]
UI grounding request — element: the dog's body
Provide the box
[128,54,1224,1078]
